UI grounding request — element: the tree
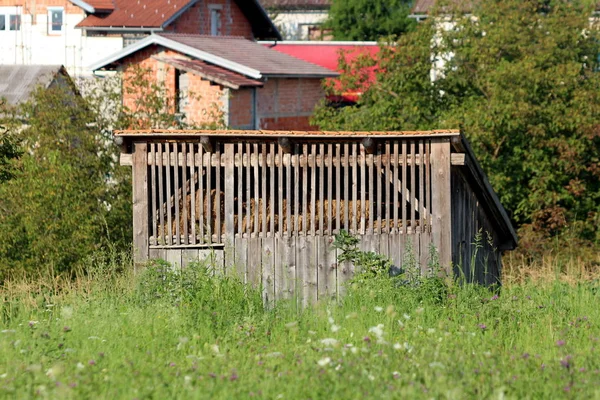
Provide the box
[0,101,21,185]
[314,0,600,244]
[325,0,416,41]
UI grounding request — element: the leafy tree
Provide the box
[314,0,600,245]
[325,0,416,41]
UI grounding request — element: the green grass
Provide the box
[2,253,600,399]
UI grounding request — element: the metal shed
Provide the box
[116,129,517,304]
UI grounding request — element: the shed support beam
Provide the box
[132,141,149,268]
[430,138,452,275]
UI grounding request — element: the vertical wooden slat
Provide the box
[401,141,407,235]
[410,141,416,234]
[165,143,173,246]
[360,144,366,234]
[302,144,308,235]
[335,143,341,234]
[327,143,333,235]
[206,147,212,244]
[189,143,196,245]
[367,148,374,234]
[246,143,251,237]
[224,144,235,248]
[215,143,222,243]
[286,151,292,236]
[278,144,284,236]
[173,143,181,245]
[158,143,165,245]
[385,142,391,234]
[132,142,149,264]
[319,144,325,235]
[376,143,382,235]
[253,143,259,237]
[425,140,431,229]
[418,140,425,234]
[150,143,157,244]
[237,143,243,237]
[430,138,452,274]
[181,143,188,245]
[311,144,317,236]
[344,143,349,231]
[351,143,358,234]
[198,145,204,244]
[270,142,276,237]
[261,144,268,237]
[393,141,399,234]
[294,144,300,235]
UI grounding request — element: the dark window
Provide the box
[0,15,5,30]
[9,14,20,31]
[50,9,62,31]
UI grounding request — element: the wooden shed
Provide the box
[116,129,517,304]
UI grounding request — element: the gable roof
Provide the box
[260,0,331,10]
[90,33,339,79]
[411,0,475,15]
[0,65,72,105]
[76,0,281,40]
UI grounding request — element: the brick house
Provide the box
[0,0,279,76]
[91,33,338,129]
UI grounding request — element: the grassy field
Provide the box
[1,251,600,399]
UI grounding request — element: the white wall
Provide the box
[0,5,122,76]
[270,10,328,40]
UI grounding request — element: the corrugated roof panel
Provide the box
[0,65,63,105]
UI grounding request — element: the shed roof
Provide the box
[91,33,339,79]
[114,129,460,138]
[154,57,264,89]
[411,0,476,15]
[0,65,68,105]
[75,0,281,40]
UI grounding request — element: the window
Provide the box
[208,5,222,36]
[48,7,63,34]
[9,14,20,30]
[0,15,5,30]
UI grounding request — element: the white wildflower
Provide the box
[76,362,85,370]
[397,320,405,328]
[427,328,436,335]
[368,374,375,381]
[335,364,342,371]
[321,338,339,347]
[374,306,383,312]
[393,343,402,350]
[403,314,411,320]
[429,362,445,369]
[317,357,331,367]
[308,330,317,335]
[211,344,220,355]
[0,373,7,379]
[415,307,424,314]
[88,336,101,340]
[351,347,358,354]
[184,375,192,384]
[285,321,298,329]
[266,352,283,358]
[331,324,340,333]
[1,330,15,334]
[61,307,73,320]
[328,317,335,325]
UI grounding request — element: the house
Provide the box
[0,0,280,76]
[260,40,379,104]
[91,33,338,130]
[261,0,330,40]
[0,64,77,105]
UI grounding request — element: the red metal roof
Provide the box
[85,0,114,12]
[260,0,330,9]
[263,42,379,102]
[155,57,264,89]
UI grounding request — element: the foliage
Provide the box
[0,86,125,281]
[314,0,600,244]
[325,0,416,41]
[332,230,391,277]
[3,256,600,398]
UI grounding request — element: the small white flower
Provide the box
[76,362,85,370]
[415,307,424,314]
[403,314,411,320]
[368,324,384,338]
[328,317,335,325]
[266,352,283,358]
[393,343,402,350]
[427,328,435,335]
[0,373,7,379]
[211,344,220,354]
[308,330,316,335]
[184,375,192,384]
[317,357,331,367]
[350,347,358,354]
[321,338,339,347]
[374,306,383,312]
[331,324,340,333]
[397,320,404,328]
[285,321,298,329]
[335,364,342,371]
[88,336,101,340]
[368,374,375,381]
[1,330,15,334]
[61,307,73,320]
[429,362,445,369]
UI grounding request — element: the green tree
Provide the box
[0,101,21,185]
[325,0,416,41]
[314,0,600,244]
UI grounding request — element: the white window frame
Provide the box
[0,6,21,31]
[47,7,64,35]
[208,4,222,36]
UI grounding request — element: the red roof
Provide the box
[263,42,379,102]
[154,57,264,89]
[260,0,331,9]
[85,0,114,12]
[77,0,191,28]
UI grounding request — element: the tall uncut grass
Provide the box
[1,249,600,399]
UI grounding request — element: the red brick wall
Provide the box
[165,0,254,38]
[228,88,255,129]
[256,78,323,130]
[119,45,227,128]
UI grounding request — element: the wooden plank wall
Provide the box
[140,137,450,303]
[450,168,502,286]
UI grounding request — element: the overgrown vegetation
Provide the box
[314,0,600,252]
[1,253,600,399]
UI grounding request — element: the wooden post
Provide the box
[224,143,235,245]
[430,138,452,275]
[132,141,149,266]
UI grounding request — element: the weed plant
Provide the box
[1,249,600,398]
